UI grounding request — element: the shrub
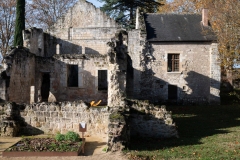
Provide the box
[55,133,65,141]
[65,131,80,142]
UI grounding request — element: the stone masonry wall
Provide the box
[128,100,178,138]
[33,54,109,104]
[20,101,110,136]
[144,42,213,104]
[0,79,6,101]
[210,43,221,104]
[53,0,118,29]
[128,29,221,104]
[7,49,36,104]
[48,0,119,56]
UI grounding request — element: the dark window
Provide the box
[67,65,78,87]
[168,54,179,72]
[168,85,178,100]
[98,70,108,90]
[41,73,50,102]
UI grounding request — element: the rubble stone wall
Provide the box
[8,50,36,104]
[20,101,110,136]
[128,100,178,138]
[47,0,119,56]
[34,54,109,104]
[0,79,6,101]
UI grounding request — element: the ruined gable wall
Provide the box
[48,0,120,56]
[53,0,118,29]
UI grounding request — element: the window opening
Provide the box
[98,70,108,90]
[67,65,78,87]
[168,54,179,72]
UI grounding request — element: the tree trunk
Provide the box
[14,0,25,47]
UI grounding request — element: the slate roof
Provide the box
[144,13,217,42]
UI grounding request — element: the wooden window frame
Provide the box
[168,54,180,72]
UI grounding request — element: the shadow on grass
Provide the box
[129,105,240,151]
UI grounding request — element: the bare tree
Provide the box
[26,0,78,30]
[0,0,16,57]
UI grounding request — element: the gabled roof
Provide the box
[144,13,217,42]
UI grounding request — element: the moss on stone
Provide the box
[109,112,124,122]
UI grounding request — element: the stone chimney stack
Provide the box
[202,9,208,26]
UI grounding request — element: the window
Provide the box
[168,54,179,72]
[67,65,78,87]
[98,70,108,90]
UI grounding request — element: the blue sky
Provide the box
[86,0,104,8]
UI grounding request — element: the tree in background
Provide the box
[26,0,78,30]
[14,0,25,47]
[158,0,200,13]
[0,0,16,57]
[98,0,163,29]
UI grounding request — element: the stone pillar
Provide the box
[30,86,35,104]
[107,64,125,107]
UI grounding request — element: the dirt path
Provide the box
[0,136,128,160]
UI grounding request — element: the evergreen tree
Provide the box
[99,0,163,29]
[14,0,25,47]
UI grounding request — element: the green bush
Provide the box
[55,133,65,141]
[65,131,80,142]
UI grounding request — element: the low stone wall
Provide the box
[128,100,178,138]
[20,101,110,136]
[0,100,178,152]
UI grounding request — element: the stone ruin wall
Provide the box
[34,54,109,104]
[53,0,118,29]
[0,100,178,142]
[19,101,110,136]
[7,50,36,104]
[48,0,120,57]
[128,100,178,138]
[46,28,119,56]
[0,79,6,101]
[4,50,110,105]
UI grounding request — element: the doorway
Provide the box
[168,84,178,100]
[41,73,50,102]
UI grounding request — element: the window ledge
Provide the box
[67,87,85,89]
[167,72,181,74]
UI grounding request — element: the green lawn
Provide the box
[126,105,240,160]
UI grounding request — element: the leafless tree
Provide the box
[26,0,78,30]
[0,0,16,57]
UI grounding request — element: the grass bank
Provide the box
[127,105,240,159]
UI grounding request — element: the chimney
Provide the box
[202,9,208,26]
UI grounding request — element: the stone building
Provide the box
[128,9,220,104]
[1,2,220,105]
[0,0,220,148]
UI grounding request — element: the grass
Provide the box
[126,105,240,159]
